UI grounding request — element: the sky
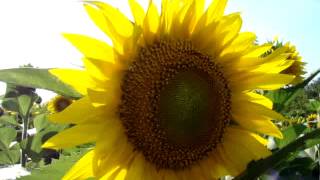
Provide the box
[0,0,319,101]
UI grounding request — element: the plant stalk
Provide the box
[20,115,29,167]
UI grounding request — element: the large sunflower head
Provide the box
[43,0,295,179]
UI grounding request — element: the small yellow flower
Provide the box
[307,114,318,128]
[43,0,294,179]
[47,96,74,113]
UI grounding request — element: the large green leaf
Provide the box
[0,115,20,127]
[0,143,20,165]
[234,128,320,180]
[33,114,50,132]
[0,127,17,150]
[266,69,320,112]
[275,124,307,148]
[18,95,34,118]
[0,68,82,98]
[1,98,19,112]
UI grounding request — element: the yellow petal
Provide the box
[159,0,180,34]
[233,92,273,109]
[99,166,120,180]
[193,0,227,33]
[227,126,271,151]
[191,20,220,52]
[201,152,229,178]
[216,145,239,176]
[217,13,242,46]
[125,154,145,180]
[84,4,109,36]
[232,111,283,138]
[49,69,93,95]
[143,161,161,180]
[62,33,115,62]
[48,96,105,124]
[221,127,271,175]
[87,87,120,108]
[63,150,95,180]
[232,100,286,121]
[230,73,295,91]
[93,121,134,178]
[42,123,102,149]
[238,48,292,71]
[143,1,160,45]
[253,59,294,73]
[179,1,197,38]
[188,164,209,180]
[115,169,127,180]
[243,44,272,58]
[161,171,179,180]
[206,0,228,22]
[220,32,256,56]
[81,57,124,83]
[128,0,145,27]
[100,167,127,180]
[231,99,285,138]
[95,142,133,178]
[84,3,133,54]
[87,2,133,38]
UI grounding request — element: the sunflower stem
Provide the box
[234,128,320,180]
[21,115,29,167]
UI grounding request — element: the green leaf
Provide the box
[0,68,82,99]
[1,98,19,112]
[20,114,68,163]
[234,128,320,180]
[0,115,20,127]
[266,69,320,112]
[17,95,34,118]
[33,114,50,132]
[278,157,317,178]
[19,148,91,180]
[0,127,17,150]
[275,124,307,148]
[0,143,20,165]
[306,100,320,113]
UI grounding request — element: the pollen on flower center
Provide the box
[118,39,231,170]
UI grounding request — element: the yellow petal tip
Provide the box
[41,141,59,150]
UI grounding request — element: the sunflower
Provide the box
[307,114,318,128]
[47,95,74,113]
[43,0,295,179]
[263,40,306,84]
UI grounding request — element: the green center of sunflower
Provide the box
[159,71,213,145]
[119,39,231,170]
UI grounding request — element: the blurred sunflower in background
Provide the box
[47,95,74,113]
[43,0,296,179]
[307,113,318,128]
